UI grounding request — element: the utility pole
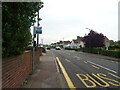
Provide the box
[32,27,35,72]
[37,10,40,47]
[32,10,40,72]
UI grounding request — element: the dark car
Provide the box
[46,47,51,50]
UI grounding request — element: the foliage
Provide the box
[65,47,80,51]
[100,49,120,58]
[79,47,120,58]
[109,45,120,50]
[2,2,44,58]
[83,30,105,48]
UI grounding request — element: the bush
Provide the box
[101,50,120,58]
[79,47,120,58]
[109,45,120,50]
[65,47,80,51]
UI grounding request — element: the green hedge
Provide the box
[65,47,80,51]
[100,50,120,58]
[78,48,120,58]
[109,45,120,50]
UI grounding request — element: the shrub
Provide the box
[65,47,80,51]
[79,47,120,58]
[101,50,120,58]
[109,45,120,50]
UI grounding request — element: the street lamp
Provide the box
[85,28,93,31]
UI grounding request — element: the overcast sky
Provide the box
[33,0,119,44]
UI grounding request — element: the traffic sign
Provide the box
[34,26,42,34]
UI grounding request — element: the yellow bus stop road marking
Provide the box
[56,57,76,90]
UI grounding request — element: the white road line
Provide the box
[91,65,100,69]
[66,53,70,55]
[73,56,80,59]
[68,54,70,55]
[87,61,117,73]
[79,52,83,54]
[84,61,88,63]
[65,59,71,62]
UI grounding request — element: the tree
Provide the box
[83,30,105,48]
[2,2,44,58]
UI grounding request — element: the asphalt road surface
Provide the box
[50,49,120,89]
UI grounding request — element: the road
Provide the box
[49,49,120,89]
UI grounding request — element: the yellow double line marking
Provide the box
[56,57,76,90]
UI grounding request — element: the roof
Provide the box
[64,41,71,44]
[72,39,83,43]
[104,36,109,40]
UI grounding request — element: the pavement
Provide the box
[21,50,64,88]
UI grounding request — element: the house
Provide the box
[63,41,72,48]
[104,36,110,50]
[63,41,71,45]
[71,36,85,48]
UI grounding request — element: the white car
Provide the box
[56,47,61,50]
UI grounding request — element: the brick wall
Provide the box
[34,47,42,68]
[2,48,42,88]
[2,51,32,88]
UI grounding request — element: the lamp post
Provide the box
[85,28,93,31]
[85,28,93,48]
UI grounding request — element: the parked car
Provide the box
[56,47,61,50]
[46,47,51,50]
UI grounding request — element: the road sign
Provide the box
[34,26,42,34]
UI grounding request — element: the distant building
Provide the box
[104,36,110,50]
[63,41,71,45]
[63,41,72,48]
[71,36,85,48]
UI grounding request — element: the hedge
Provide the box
[109,45,120,50]
[65,47,80,51]
[78,48,120,58]
[100,50,120,58]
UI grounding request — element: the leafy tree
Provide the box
[2,2,43,58]
[83,30,105,48]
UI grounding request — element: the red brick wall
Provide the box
[2,48,43,88]
[35,47,42,68]
[2,51,32,88]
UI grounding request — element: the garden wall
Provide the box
[2,48,42,88]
